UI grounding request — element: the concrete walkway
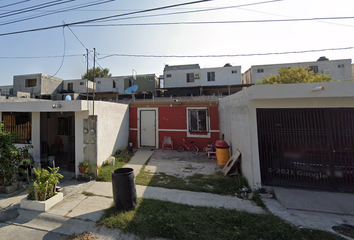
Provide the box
[0,149,263,239]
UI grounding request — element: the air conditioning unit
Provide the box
[323,69,331,76]
[194,74,200,79]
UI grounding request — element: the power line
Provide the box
[0,0,30,10]
[0,0,75,18]
[0,46,353,60]
[51,25,66,77]
[93,0,283,24]
[97,47,354,59]
[74,16,354,27]
[0,54,81,59]
[0,0,214,37]
[0,0,115,27]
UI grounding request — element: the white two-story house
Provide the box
[163,63,243,97]
[242,57,352,84]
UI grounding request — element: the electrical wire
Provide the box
[51,24,66,77]
[0,0,74,18]
[93,0,283,24]
[0,0,115,27]
[0,46,352,60]
[97,46,354,59]
[0,1,30,10]
[0,0,214,37]
[72,16,354,27]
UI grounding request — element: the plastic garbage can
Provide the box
[215,140,230,166]
[111,168,137,211]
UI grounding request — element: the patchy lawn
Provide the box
[97,150,133,182]
[136,162,249,196]
[98,198,343,240]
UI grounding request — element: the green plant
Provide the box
[0,122,32,186]
[78,160,90,168]
[27,167,63,201]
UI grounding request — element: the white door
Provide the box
[140,110,156,147]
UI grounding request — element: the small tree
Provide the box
[0,122,32,186]
[257,66,332,84]
[82,67,112,81]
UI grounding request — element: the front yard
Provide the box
[96,150,345,240]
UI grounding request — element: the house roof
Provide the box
[164,64,200,71]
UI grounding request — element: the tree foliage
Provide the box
[257,66,332,84]
[82,67,112,81]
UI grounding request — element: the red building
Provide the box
[129,101,219,151]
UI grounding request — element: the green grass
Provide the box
[97,198,343,240]
[97,151,133,182]
[136,167,249,196]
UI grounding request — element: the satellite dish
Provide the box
[124,85,138,94]
[65,95,72,101]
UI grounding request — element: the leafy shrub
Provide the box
[27,167,63,201]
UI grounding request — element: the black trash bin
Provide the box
[111,168,137,211]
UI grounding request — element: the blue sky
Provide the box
[0,0,353,86]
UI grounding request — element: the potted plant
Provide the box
[78,160,90,174]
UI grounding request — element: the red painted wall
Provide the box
[129,105,220,151]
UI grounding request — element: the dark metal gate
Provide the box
[257,108,354,192]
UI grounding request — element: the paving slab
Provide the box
[124,149,155,176]
[136,185,264,213]
[273,187,354,215]
[67,196,113,221]
[86,181,113,197]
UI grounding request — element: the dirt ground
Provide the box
[144,150,222,178]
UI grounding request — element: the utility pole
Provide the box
[86,49,89,101]
[93,48,96,116]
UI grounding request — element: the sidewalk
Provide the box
[0,149,262,239]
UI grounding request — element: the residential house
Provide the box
[0,98,129,176]
[13,73,63,99]
[162,63,245,97]
[0,85,13,96]
[219,82,354,192]
[242,57,352,84]
[129,97,220,151]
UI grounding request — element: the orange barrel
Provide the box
[215,140,230,166]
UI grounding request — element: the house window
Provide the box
[97,81,101,84]
[186,73,194,83]
[25,79,37,87]
[188,109,208,132]
[67,83,73,92]
[338,64,345,68]
[257,69,264,73]
[309,66,319,74]
[166,74,172,78]
[80,82,84,85]
[232,70,237,74]
[2,112,32,143]
[113,81,116,88]
[207,72,215,81]
[58,118,69,135]
[148,77,154,81]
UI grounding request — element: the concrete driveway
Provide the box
[144,150,222,178]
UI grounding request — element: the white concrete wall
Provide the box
[94,77,125,93]
[89,101,129,166]
[250,59,352,83]
[63,79,94,93]
[164,68,201,88]
[219,82,354,189]
[0,85,13,95]
[200,66,241,86]
[75,110,89,176]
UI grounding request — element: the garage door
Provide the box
[257,108,354,192]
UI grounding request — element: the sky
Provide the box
[0,0,353,86]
